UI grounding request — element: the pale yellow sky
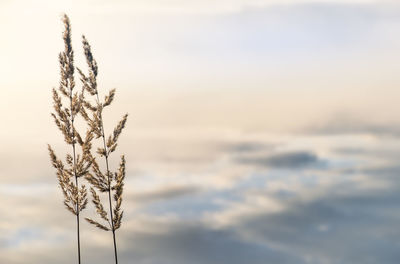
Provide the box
[1,0,400,136]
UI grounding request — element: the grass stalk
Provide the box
[48,14,93,264]
[78,34,127,264]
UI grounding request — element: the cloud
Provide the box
[116,221,306,264]
[3,131,400,263]
[205,162,400,263]
[222,141,276,153]
[235,190,400,263]
[129,185,201,203]
[236,151,323,169]
[303,115,400,136]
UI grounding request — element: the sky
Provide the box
[1,0,400,263]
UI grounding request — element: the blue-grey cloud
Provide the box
[229,174,400,263]
[236,151,323,169]
[303,115,400,136]
[117,223,306,264]
[223,141,275,153]
[4,136,400,264]
[129,185,201,203]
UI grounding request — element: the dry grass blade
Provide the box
[112,156,125,230]
[85,218,110,231]
[79,34,128,264]
[48,14,93,264]
[90,187,110,224]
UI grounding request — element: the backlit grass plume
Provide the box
[78,35,128,264]
[48,14,93,264]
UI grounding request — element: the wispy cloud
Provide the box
[236,151,323,169]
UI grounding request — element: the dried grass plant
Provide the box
[77,34,128,264]
[48,14,93,264]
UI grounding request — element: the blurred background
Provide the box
[1,0,400,263]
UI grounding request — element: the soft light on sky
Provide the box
[1,0,400,263]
